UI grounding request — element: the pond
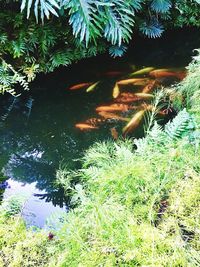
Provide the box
[0,28,199,228]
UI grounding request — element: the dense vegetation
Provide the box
[0,1,200,266]
[0,50,200,266]
[0,0,200,94]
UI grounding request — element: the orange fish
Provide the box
[142,80,157,93]
[112,83,120,98]
[110,127,118,140]
[96,103,130,112]
[85,118,106,126]
[75,123,99,130]
[115,93,153,103]
[117,78,149,86]
[98,111,129,122]
[120,92,137,97]
[115,96,141,103]
[149,70,187,80]
[104,71,124,77]
[134,93,154,99]
[69,82,93,90]
[141,104,170,116]
[123,110,145,136]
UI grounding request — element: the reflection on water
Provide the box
[0,83,115,227]
[0,29,199,227]
[3,180,67,228]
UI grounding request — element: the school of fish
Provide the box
[70,66,187,136]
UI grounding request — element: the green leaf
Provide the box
[151,0,172,13]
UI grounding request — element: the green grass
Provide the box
[0,51,200,266]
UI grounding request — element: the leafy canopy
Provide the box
[19,0,173,45]
[0,0,200,94]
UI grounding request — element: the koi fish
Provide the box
[115,93,153,103]
[110,127,118,140]
[96,103,134,112]
[117,78,149,86]
[141,104,172,116]
[103,71,124,77]
[86,81,100,92]
[150,68,185,72]
[123,110,145,136]
[85,117,106,125]
[98,111,129,122]
[134,93,154,99]
[149,70,187,80]
[115,96,141,103]
[129,67,155,77]
[115,92,139,103]
[120,92,137,97]
[112,83,120,98]
[69,82,93,90]
[75,123,99,130]
[142,80,157,93]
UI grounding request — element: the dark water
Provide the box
[0,28,200,228]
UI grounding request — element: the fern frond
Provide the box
[50,50,73,68]
[0,33,8,44]
[164,108,195,140]
[11,39,27,58]
[0,58,29,95]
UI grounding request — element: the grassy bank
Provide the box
[0,52,200,267]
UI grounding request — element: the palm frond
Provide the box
[150,0,172,13]
[65,0,101,45]
[140,18,164,38]
[109,45,127,58]
[20,0,60,22]
[102,0,135,46]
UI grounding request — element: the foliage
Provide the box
[0,0,200,94]
[0,196,24,218]
[173,49,200,109]
[0,16,200,267]
[18,0,200,44]
[0,10,107,94]
[0,58,29,96]
[174,0,200,27]
[165,108,196,140]
[0,214,55,267]
[0,134,200,266]
[19,0,170,44]
[168,48,200,132]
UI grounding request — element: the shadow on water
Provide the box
[0,28,200,227]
